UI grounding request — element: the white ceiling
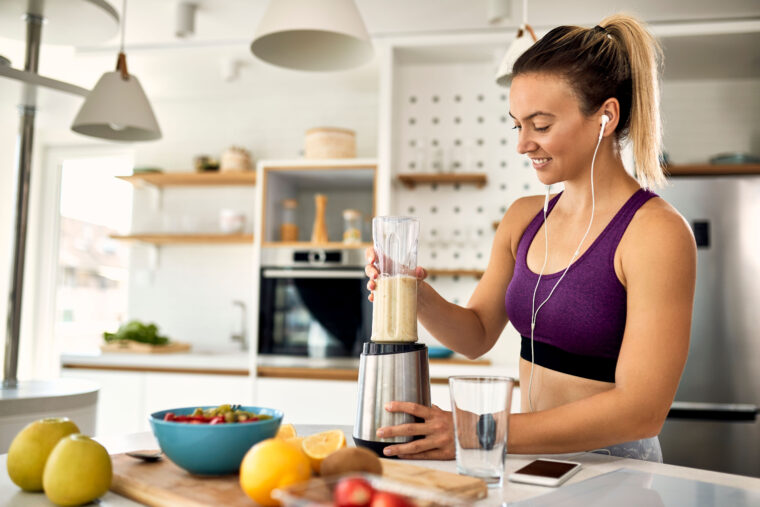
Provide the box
[0,0,758,105]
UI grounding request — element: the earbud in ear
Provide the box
[598,114,610,139]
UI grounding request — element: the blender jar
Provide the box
[370,216,419,343]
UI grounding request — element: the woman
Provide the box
[364,14,696,462]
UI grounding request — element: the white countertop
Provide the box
[2,425,758,506]
[60,352,519,380]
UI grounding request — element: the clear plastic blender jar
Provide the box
[370,216,419,343]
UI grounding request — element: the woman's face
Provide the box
[509,72,599,185]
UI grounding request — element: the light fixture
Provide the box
[250,0,373,72]
[71,0,161,141]
[495,0,537,87]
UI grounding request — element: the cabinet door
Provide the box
[61,369,145,436]
[143,373,254,430]
[255,378,358,426]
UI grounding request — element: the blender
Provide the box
[353,217,431,456]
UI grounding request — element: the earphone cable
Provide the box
[527,122,604,412]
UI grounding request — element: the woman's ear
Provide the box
[598,98,620,137]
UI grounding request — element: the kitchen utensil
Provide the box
[100,341,191,354]
[125,449,163,462]
[109,452,487,506]
[428,345,454,359]
[311,194,329,243]
[355,216,430,457]
[149,405,283,475]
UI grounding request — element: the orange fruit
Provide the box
[301,429,346,474]
[239,438,312,506]
[276,423,297,440]
[284,436,304,449]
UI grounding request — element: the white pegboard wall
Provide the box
[389,60,546,364]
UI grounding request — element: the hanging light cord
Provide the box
[116,0,129,79]
[120,0,127,54]
[522,0,528,27]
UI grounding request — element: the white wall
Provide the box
[661,78,760,164]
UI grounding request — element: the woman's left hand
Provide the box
[375,402,455,460]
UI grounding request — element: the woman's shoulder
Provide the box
[495,194,551,255]
[621,193,696,270]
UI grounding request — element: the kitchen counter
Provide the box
[2,425,758,506]
[61,352,518,384]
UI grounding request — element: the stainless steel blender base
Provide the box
[353,342,431,456]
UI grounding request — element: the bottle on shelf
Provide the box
[280,199,299,241]
[342,209,362,244]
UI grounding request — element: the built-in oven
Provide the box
[258,247,372,358]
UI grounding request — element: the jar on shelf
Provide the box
[342,209,362,244]
[280,199,299,242]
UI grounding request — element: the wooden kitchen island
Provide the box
[2,425,759,506]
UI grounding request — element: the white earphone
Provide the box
[527,113,610,412]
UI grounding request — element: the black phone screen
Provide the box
[514,460,578,478]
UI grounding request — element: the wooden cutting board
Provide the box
[110,453,487,506]
[100,341,191,354]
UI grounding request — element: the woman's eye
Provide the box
[512,125,522,131]
[534,126,550,132]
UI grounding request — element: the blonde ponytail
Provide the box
[601,14,665,188]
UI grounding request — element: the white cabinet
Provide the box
[60,370,145,437]
[255,378,358,426]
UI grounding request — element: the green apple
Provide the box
[6,417,80,491]
[42,434,112,506]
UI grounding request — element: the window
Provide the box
[55,154,133,353]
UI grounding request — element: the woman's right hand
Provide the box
[365,247,428,302]
[365,247,379,302]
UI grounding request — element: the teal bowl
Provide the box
[149,405,283,475]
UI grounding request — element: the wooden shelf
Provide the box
[262,241,372,249]
[427,269,484,279]
[110,234,254,245]
[666,164,760,177]
[397,173,488,189]
[118,171,256,187]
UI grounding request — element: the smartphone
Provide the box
[508,458,582,487]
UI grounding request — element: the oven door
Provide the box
[258,268,372,357]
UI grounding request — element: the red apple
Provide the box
[370,491,414,507]
[334,477,374,507]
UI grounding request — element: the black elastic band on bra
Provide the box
[520,336,616,383]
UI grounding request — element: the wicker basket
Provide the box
[304,127,356,159]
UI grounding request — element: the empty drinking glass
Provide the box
[449,376,515,487]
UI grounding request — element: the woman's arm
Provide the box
[507,202,696,453]
[366,196,540,359]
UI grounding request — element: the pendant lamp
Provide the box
[250,0,373,72]
[71,0,161,141]
[495,0,537,87]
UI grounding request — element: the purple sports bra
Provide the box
[504,188,657,382]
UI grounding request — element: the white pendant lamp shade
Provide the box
[71,63,161,141]
[495,24,537,87]
[251,0,373,71]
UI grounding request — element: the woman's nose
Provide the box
[516,131,537,155]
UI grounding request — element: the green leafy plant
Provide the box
[103,320,170,345]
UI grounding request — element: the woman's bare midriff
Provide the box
[519,358,615,412]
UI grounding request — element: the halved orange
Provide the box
[301,429,346,474]
[276,423,297,440]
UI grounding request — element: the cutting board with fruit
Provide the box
[110,452,487,506]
